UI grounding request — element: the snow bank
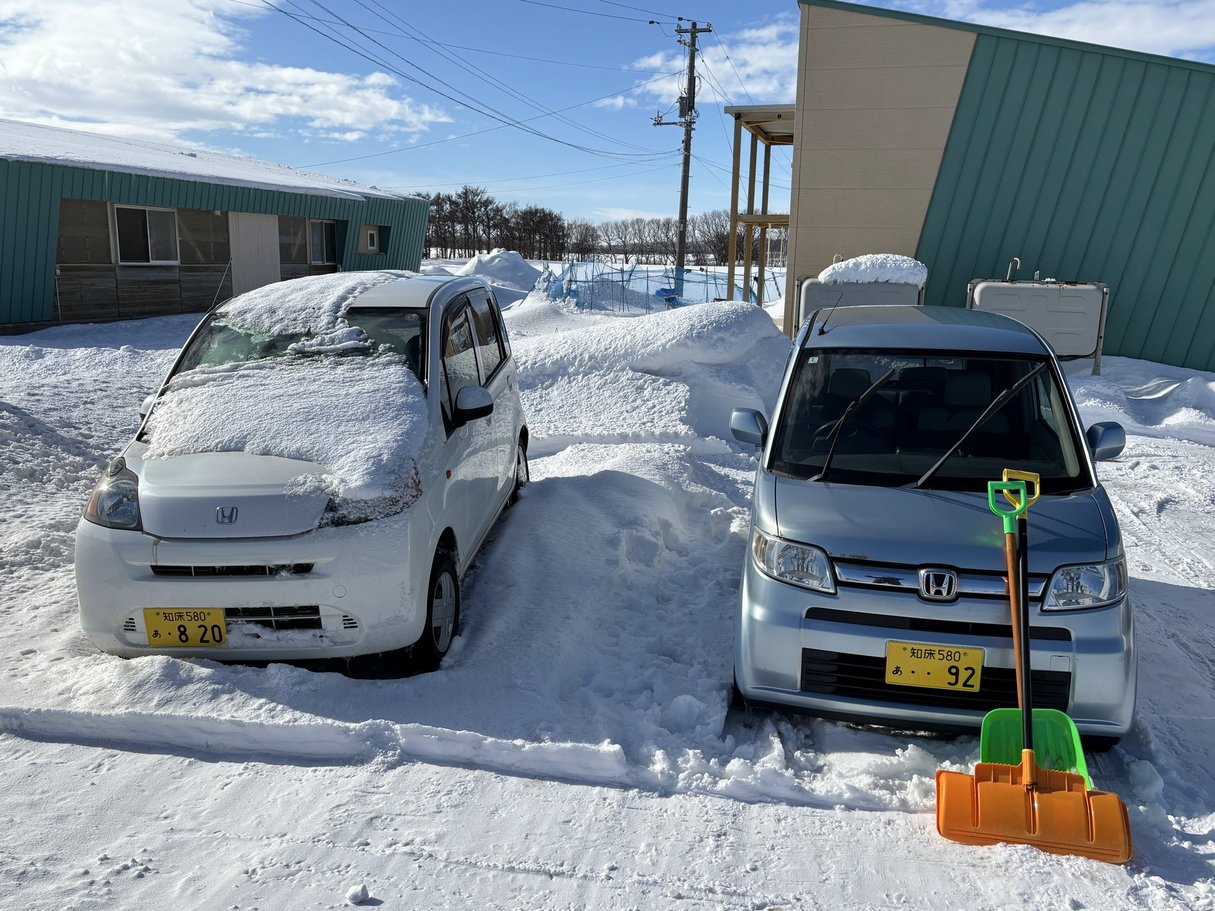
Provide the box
[143,358,427,503]
[454,249,541,292]
[818,253,928,286]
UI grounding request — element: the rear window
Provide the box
[770,349,1090,492]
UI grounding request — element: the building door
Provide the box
[229,213,282,296]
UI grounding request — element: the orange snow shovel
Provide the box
[935,479,1133,864]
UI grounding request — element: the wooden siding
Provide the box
[0,158,429,326]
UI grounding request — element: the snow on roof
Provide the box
[218,271,417,336]
[818,253,928,286]
[0,118,412,202]
[455,249,542,292]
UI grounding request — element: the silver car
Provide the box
[731,306,1133,746]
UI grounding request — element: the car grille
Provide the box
[806,607,1072,642]
[151,564,314,577]
[800,648,1071,712]
[226,605,322,631]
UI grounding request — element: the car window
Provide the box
[442,307,481,419]
[770,349,1090,492]
[469,292,505,378]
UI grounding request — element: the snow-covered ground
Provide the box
[0,275,1213,908]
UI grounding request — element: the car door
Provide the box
[467,287,517,503]
[435,298,498,565]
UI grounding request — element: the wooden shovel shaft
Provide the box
[1004,530,1036,789]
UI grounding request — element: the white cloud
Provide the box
[0,0,450,145]
[592,95,638,111]
[891,1,1215,61]
[631,14,801,109]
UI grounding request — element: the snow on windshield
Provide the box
[218,270,416,336]
[818,253,928,286]
[143,356,428,507]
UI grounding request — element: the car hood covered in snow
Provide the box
[137,355,428,536]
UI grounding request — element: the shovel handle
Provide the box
[1002,469,1041,512]
[988,480,1028,535]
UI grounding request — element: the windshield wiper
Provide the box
[813,367,896,482]
[911,362,1048,490]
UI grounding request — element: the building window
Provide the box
[115,206,179,264]
[358,223,388,255]
[367,229,377,252]
[309,219,338,264]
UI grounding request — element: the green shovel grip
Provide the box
[988,480,1028,535]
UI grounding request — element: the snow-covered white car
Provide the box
[75,271,527,669]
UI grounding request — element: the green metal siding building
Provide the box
[789,0,1215,371]
[0,119,429,330]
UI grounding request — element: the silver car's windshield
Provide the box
[770,350,1091,492]
[175,307,426,382]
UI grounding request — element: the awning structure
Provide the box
[724,104,793,310]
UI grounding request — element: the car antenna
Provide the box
[818,305,837,334]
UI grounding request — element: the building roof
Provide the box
[723,105,796,145]
[798,0,1215,77]
[0,118,414,202]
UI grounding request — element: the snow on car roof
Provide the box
[217,271,422,336]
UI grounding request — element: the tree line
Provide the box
[424,186,783,266]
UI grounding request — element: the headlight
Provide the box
[1044,558,1127,610]
[84,457,142,531]
[752,528,835,593]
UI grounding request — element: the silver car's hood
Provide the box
[770,476,1111,573]
[127,448,330,539]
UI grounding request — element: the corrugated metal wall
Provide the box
[0,159,429,326]
[917,33,1215,371]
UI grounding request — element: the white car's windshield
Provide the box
[176,307,426,382]
[770,350,1090,492]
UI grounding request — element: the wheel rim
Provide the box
[430,570,456,652]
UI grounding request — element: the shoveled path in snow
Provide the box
[0,300,1211,909]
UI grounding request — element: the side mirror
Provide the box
[1086,421,1125,461]
[730,408,769,448]
[454,385,494,426]
[139,394,156,421]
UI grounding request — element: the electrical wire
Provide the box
[517,0,675,24]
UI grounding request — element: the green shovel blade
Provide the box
[980,708,1092,787]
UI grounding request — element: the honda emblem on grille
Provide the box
[216,506,239,525]
[918,568,958,601]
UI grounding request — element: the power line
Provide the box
[226,0,669,72]
[389,161,679,195]
[300,70,682,167]
[596,0,692,18]
[264,0,670,162]
[516,0,674,24]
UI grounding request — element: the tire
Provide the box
[413,549,460,672]
[1081,734,1120,753]
[508,442,529,506]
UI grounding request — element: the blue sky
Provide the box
[3,0,1215,221]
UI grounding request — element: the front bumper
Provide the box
[735,555,1136,737]
[75,515,424,660]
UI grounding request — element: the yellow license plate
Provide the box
[143,608,227,647]
[884,641,982,691]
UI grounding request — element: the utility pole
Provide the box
[653,19,711,299]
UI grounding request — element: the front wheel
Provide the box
[509,442,529,506]
[413,549,460,672]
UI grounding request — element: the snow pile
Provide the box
[0,118,410,201]
[510,301,789,451]
[143,358,427,503]
[455,249,541,292]
[818,253,928,286]
[219,270,414,336]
